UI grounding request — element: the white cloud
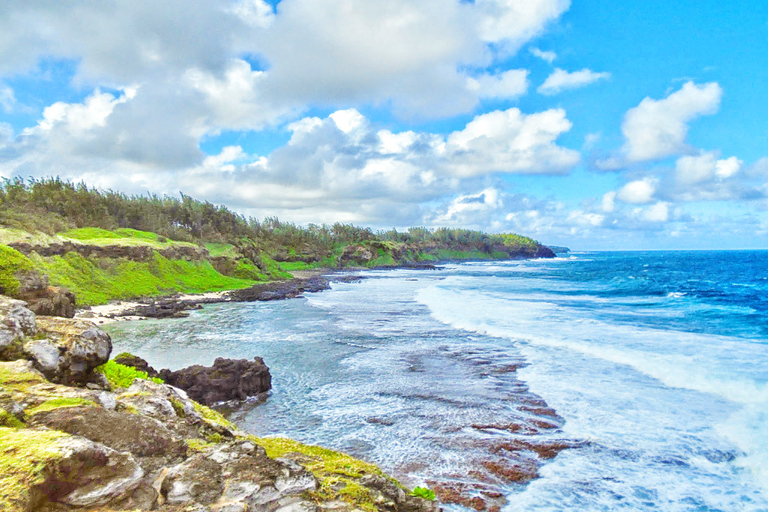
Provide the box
[675,151,742,186]
[598,81,722,168]
[2,105,580,224]
[617,178,656,204]
[477,0,571,49]
[529,47,556,63]
[640,202,669,222]
[537,68,610,95]
[601,190,616,212]
[445,107,580,176]
[0,84,15,112]
[0,0,573,124]
[466,70,529,99]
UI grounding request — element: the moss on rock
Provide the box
[0,427,69,511]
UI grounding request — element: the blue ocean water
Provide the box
[107,251,768,511]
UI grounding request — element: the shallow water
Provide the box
[107,251,768,511]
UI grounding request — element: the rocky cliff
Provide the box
[0,295,438,512]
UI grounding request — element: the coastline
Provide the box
[73,268,343,324]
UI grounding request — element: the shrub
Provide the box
[95,360,163,389]
[410,487,436,501]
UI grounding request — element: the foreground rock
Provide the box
[1,296,111,385]
[0,297,439,512]
[159,357,272,406]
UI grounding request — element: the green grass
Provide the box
[277,261,316,271]
[0,409,23,429]
[95,360,163,389]
[0,245,34,296]
[59,227,123,240]
[205,243,240,258]
[30,251,256,305]
[432,248,494,261]
[57,227,196,249]
[257,254,293,280]
[25,398,97,416]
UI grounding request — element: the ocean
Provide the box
[106,250,768,511]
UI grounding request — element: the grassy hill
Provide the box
[0,178,553,306]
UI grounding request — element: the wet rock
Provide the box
[159,357,272,406]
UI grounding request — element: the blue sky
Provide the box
[1,0,766,250]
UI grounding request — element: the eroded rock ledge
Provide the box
[0,296,439,512]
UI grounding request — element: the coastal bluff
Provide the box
[0,295,439,512]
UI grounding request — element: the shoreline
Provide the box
[72,255,542,324]
[74,267,347,324]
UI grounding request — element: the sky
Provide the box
[1,0,767,250]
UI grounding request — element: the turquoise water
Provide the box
[107,251,768,511]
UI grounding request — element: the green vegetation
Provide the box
[252,436,401,512]
[0,178,552,305]
[95,360,163,389]
[410,487,436,501]
[30,251,255,305]
[0,427,69,512]
[25,398,97,416]
[0,409,24,429]
[192,401,236,431]
[0,246,33,297]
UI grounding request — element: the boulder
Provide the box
[15,270,76,318]
[28,316,112,385]
[0,427,143,510]
[159,357,272,406]
[0,296,37,359]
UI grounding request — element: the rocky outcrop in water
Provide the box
[159,357,272,406]
[228,276,331,301]
[0,296,438,512]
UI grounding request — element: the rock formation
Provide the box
[0,295,439,512]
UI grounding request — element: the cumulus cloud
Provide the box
[466,70,529,99]
[616,178,656,204]
[0,0,572,122]
[529,47,556,63]
[445,108,580,176]
[537,68,610,95]
[597,81,722,169]
[1,105,580,224]
[477,0,571,50]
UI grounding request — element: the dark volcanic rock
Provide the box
[113,352,160,379]
[119,299,194,319]
[228,276,330,302]
[159,357,272,406]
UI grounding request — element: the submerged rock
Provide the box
[160,356,272,406]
